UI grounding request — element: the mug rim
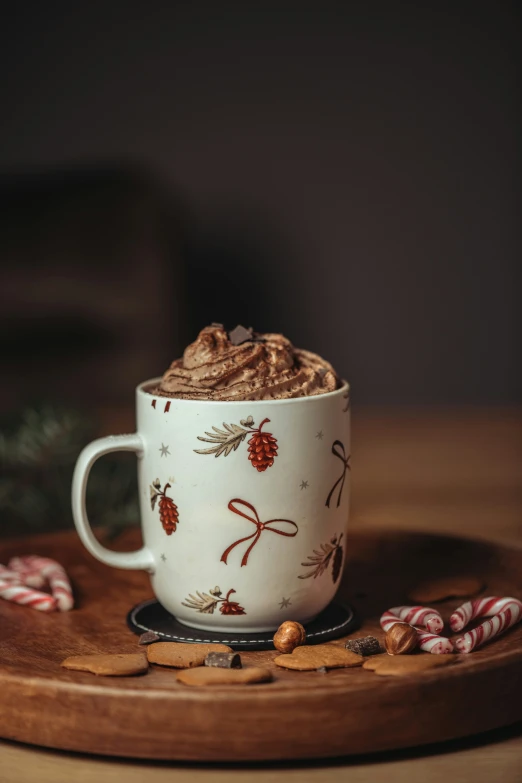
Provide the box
[137,378,350,406]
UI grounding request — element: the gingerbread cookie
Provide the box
[61,653,148,677]
[147,642,233,668]
[362,653,389,671]
[365,653,456,677]
[177,666,272,686]
[274,644,363,671]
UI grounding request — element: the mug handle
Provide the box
[72,434,155,573]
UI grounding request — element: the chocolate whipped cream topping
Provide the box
[151,325,341,401]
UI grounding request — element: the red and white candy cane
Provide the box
[388,605,444,634]
[453,597,522,653]
[0,565,21,583]
[450,596,522,632]
[0,574,57,612]
[8,556,74,611]
[380,610,454,654]
[416,631,454,654]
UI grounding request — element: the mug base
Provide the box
[174,613,325,634]
[127,598,358,651]
[176,617,286,634]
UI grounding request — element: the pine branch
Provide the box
[0,404,139,538]
[298,542,336,580]
[181,591,220,614]
[194,422,249,457]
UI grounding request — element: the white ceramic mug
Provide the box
[72,379,350,632]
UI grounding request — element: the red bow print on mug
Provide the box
[221,499,299,567]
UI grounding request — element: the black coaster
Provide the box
[127,599,358,650]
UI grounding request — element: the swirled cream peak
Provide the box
[152,325,340,401]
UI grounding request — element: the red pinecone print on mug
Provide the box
[219,589,246,615]
[247,419,278,472]
[150,480,179,535]
[194,415,278,472]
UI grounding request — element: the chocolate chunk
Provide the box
[229,325,253,345]
[205,652,242,669]
[345,636,382,656]
[139,631,160,645]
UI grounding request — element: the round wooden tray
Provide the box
[0,528,521,761]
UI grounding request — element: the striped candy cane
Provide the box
[416,631,454,654]
[0,577,57,612]
[388,605,444,634]
[450,596,522,632]
[8,556,74,611]
[380,610,454,654]
[0,565,21,582]
[454,599,522,653]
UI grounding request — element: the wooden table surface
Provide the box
[2,407,522,783]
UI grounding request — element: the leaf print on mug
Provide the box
[194,416,278,471]
[181,587,246,615]
[298,534,344,584]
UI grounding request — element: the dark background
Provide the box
[0,2,520,409]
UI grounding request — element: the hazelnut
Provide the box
[273,621,306,653]
[384,622,418,655]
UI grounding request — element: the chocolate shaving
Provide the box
[139,631,160,645]
[251,331,267,344]
[345,636,382,656]
[228,325,254,346]
[205,652,242,669]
